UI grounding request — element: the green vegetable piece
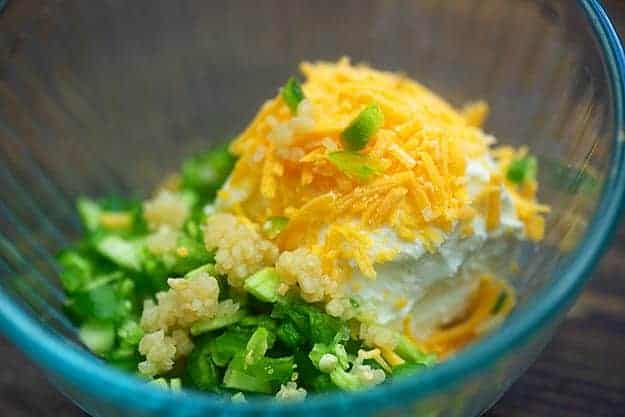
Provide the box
[244,327,270,367]
[281,77,305,113]
[169,378,182,392]
[67,284,122,321]
[309,343,332,370]
[311,373,336,392]
[246,356,295,385]
[491,290,508,315]
[307,308,346,345]
[223,353,273,394]
[210,329,253,367]
[190,308,247,336]
[329,367,363,391]
[106,344,137,361]
[262,216,289,239]
[392,362,427,377]
[327,151,381,181]
[77,196,146,236]
[185,263,217,279]
[79,320,115,355]
[506,155,538,185]
[94,235,144,271]
[394,336,437,366]
[57,250,93,293]
[341,102,384,150]
[244,267,282,303]
[276,321,304,349]
[77,197,102,233]
[107,355,140,372]
[237,314,278,332]
[187,341,219,391]
[271,302,310,336]
[117,320,143,346]
[150,378,169,389]
[170,235,214,276]
[309,342,349,372]
[272,300,346,345]
[181,144,236,200]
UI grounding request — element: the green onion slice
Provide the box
[491,290,508,314]
[506,155,537,185]
[262,216,289,239]
[341,102,384,151]
[327,151,381,181]
[281,77,305,113]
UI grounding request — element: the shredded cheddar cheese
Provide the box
[406,275,517,357]
[218,58,547,281]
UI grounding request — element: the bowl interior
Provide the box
[0,0,621,413]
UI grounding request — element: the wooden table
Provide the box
[1,3,624,417]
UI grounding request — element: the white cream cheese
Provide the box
[342,156,524,336]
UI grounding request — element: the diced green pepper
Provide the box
[181,145,236,201]
[394,336,437,366]
[262,216,289,239]
[281,77,305,113]
[150,378,169,389]
[79,320,115,355]
[276,321,304,349]
[341,102,384,151]
[327,151,381,181]
[169,233,214,276]
[491,290,508,314]
[169,378,182,392]
[209,328,253,367]
[392,362,427,377]
[506,155,537,185]
[329,367,363,391]
[94,235,144,272]
[244,327,270,367]
[190,308,247,336]
[244,268,282,303]
[223,353,273,394]
[117,320,143,346]
[77,197,102,233]
[57,250,94,293]
[187,341,219,391]
[185,263,217,279]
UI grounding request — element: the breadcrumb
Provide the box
[143,190,190,231]
[204,213,278,287]
[276,248,336,302]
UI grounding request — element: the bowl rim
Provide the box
[1,0,624,415]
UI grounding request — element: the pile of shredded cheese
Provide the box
[217,58,548,283]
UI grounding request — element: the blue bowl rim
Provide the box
[1,0,624,415]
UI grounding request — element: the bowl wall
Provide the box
[0,1,623,416]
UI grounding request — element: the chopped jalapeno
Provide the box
[281,77,305,113]
[341,102,384,151]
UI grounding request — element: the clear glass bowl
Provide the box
[1,1,624,416]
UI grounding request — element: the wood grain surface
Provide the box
[1,2,624,417]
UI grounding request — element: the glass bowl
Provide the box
[1,1,624,416]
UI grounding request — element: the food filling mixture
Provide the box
[58,59,549,400]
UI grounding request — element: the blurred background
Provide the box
[0,1,623,416]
